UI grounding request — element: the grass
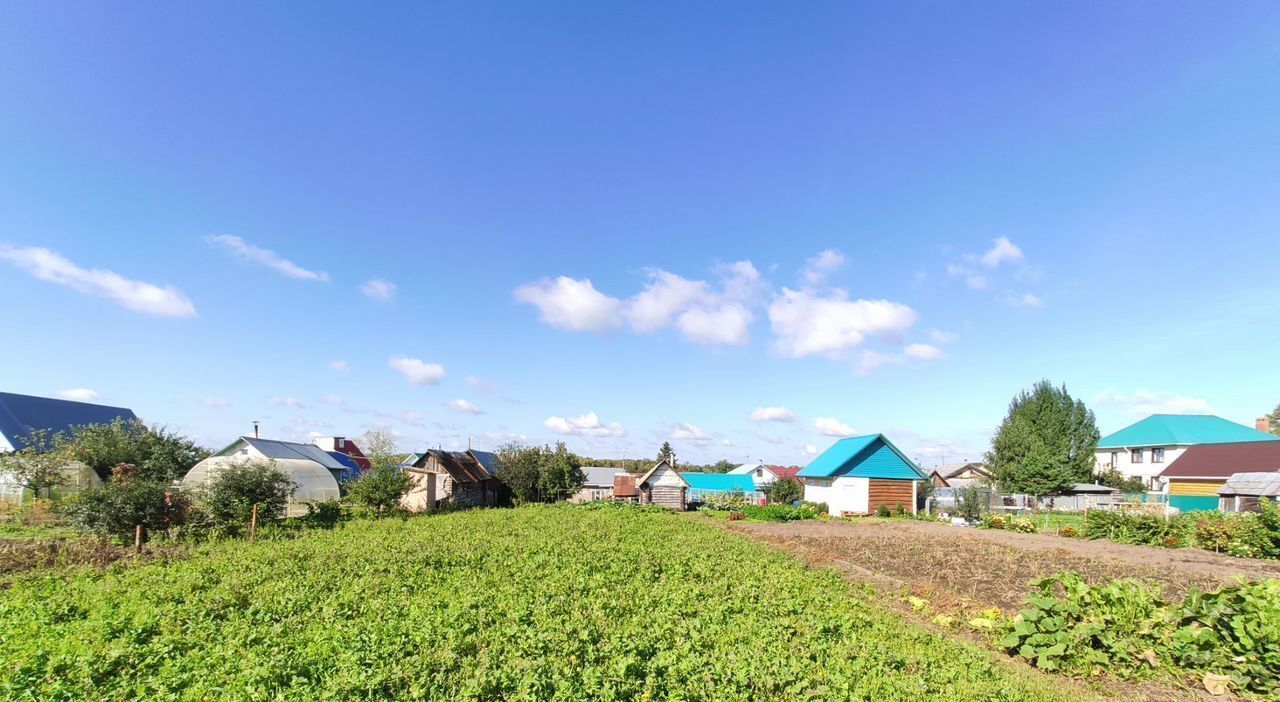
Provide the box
[0,504,1087,701]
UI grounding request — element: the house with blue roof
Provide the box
[797,434,928,516]
[681,472,761,504]
[0,392,138,453]
[1094,414,1279,493]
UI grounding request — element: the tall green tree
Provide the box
[539,442,585,502]
[656,441,675,464]
[495,441,585,503]
[348,464,412,516]
[986,380,1100,496]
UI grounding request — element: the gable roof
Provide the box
[581,466,625,487]
[1217,472,1280,498]
[1158,440,1280,479]
[727,462,764,475]
[680,472,756,493]
[638,459,688,487]
[422,449,492,484]
[469,450,499,476]
[1098,414,1279,449]
[797,434,927,480]
[0,392,138,450]
[221,436,350,471]
[767,466,802,481]
[936,462,989,479]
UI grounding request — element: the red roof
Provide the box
[767,465,802,480]
[1159,441,1280,478]
[613,473,639,498]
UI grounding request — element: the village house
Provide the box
[0,391,139,501]
[1095,414,1279,492]
[312,436,371,473]
[928,461,990,488]
[798,434,928,517]
[567,466,626,503]
[636,458,688,510]
[1157,440,1280,512]
[682,472,761,504]
[182,436,344,516]
[400,448,504,511]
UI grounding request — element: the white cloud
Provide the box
[769,287,918,359]
[722,438,734,446]
[58,388,99,402]
[929,329,958,344]
[855,349,904,376]
[200,397,230,408]
[328,360,350,372]
[1012,292,1043,307]
[750,406,796,423]
[980,236,1025,268]
[627,271,710,332]
[803,444,818,456]
[904,343,944,360]
[813,417,856,437]
[444,399,484,415]
[675,302,752,346]
[946,263,988,290]
[318,395,345,406]
[205,235,329,282]
[359,278,396,302]
[515,276,624,333]
[466,376,497,393]
[544,411,626,437]
[389,355,445,385]
[0,245,197,318]
[801,249,845,286]
[670,423,708,441]
[267,396,305,408]
[1095,390,1213,417]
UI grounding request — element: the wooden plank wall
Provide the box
[868,479,914,514]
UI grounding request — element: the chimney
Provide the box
[252,421,260,439]
[1257,417,1271,432]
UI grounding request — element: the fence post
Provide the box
[134,524,143,554]
[248,503,258,544]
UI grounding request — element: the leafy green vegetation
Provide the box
[0,505,1082,701]
[997,573,1280,698]
[1083,503,1280,559]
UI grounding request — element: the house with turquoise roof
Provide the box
[1095,414,1279,493]
[681,472,761,504]
[797,434,928,516]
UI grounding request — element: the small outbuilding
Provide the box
[400,449,504,511]
[570,466,627,503]
[798,434,928,516]
[928,462,990,488]
[182,437,344,516]
[682,472,761,504]
[612,473,640,502]
[1159,440,1280,512]
[637,459,688,510]
[1217,472,1280,513]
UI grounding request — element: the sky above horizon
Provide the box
[3,2,1279,467]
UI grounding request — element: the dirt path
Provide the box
[730,518,1280,611]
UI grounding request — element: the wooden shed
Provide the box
[797,434,928,517]
[1217,472,1280,513]
[637,459,688,510]
[1159,440,1280,512]
[401,449,505,510]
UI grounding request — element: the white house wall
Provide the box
[1095,446,1187,490]
[803,476,869,516]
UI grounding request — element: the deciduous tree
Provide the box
[0,430,68,499]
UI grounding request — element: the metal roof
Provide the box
[1159,440,1280,478]
[470,450,499,476]
[1070,483,1119,494]
[0,392,138,449]
[680,472,756,492]
[221,436,350,470]
[1098,414,1279,449]
[581,466,625,487]
[1217,472,1280,497]
[797,434,927,480]
[426,449,492,484]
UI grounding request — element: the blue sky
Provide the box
[2,2,1279,466]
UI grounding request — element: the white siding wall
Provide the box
[803,476,869,516]
[1094,446,1186,490]
[0,434,13,452]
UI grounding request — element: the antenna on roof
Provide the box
[252,421,260,439]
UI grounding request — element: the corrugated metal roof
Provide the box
[1071,483,1119,494]
[1098,414,1279,449]
[470,450,498,476]
[1159,440,1280,478]
[680,472,756,492]
[581,466,625,487]
[0,392,138,449]
[613,473,639,497]
[1217,472,1280,497]
[798,434,927,480]
[234,437,350,470]
[427,449,491,484]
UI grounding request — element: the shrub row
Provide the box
[1083,501,1280,559]
[980,514,1038,533]
[997,573,1280,698]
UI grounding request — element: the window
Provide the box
[755,468,763,478]
[1152,448,1165,463]
[1110,451,1119,467]
[1131,448,1143,463]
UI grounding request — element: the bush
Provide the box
[1059,526,1078,538]
[64,479,189,543]
[875,503,891,518]
[764,478,802,505]
[1009,517,1038,534]
[982,514,1007,530]
[1084,508,1280,560]
[300,500,346,529]
[347,465,413,516]
[957,484,986,522]
[199,461,294,534]
[739,503,821,522]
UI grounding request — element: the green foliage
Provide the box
[875,502,892,517]
[1265,403,1280,436]
[59,419,209,483]
[987,381,1099,495]
[1009,516,1038,534]
[763,477,802,504]
[198,461,295,533]
[346,464,412,515]
[0,430,69,497]
[494,441,585,503]
[656,440,674,463]
[982,514,1007,529]
[300,500,346,529]
[0,507,1082,701]
[63,478,189,543]
[997,573,1280,697]
[698,489,752,511]
[957,484,987,522]
[1083,508,1280,559]
[1094,467,1147,494]
[738,503,822,522]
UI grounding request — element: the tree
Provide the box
[1265,404,1280,436]
[656,441,675,464]
[538,442,585,502]
[64,472,190,543]
[986,380,1099,496]
[764,478,802,504]
[0,430,69,499]
[59,419,209,483]
[494,441,585,503]
[706,459,737,474]
[199,461,295,532]
[1095,467,1146,494]
[347,464,412,515]
[359,429,400,468]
